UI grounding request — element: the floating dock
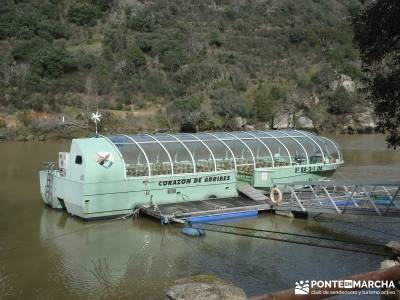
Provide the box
[272,180,400,217]
[138,195,271,223]
[139,180,400,223]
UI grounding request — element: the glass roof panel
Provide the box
[160,141,194,174]
[297,131,340,162]
[105,130,342,176]
[251,131,275,139]
[230,131,253,139]
[183,141,215,173]
[293,136,323,164]
[321,138,340,162]
[283,130,308,138]
[152,134,176,142]
[297,131,337,162]
[139,142,172,175]
[265,130,284,137]
[259,137,291,166]
[116,143,149,177]
[230,131,273,168]
[241,138,273,168]
[203,140,235,171]
[130,134,154,143]
[278,137,307,165]
[213,132,236,140]
[223,139,253,165]
[174,133,197,141]
[108,135,131,144]
[193,133,214,141]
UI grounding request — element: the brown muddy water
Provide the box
[0,134,399,299]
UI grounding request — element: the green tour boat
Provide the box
[39,130,343,219]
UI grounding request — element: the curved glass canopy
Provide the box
[106,130,342,177]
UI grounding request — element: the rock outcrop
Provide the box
[166,275,247,300]
[330,74,356,93]
[354,108,377,133]
[273,114,292,129]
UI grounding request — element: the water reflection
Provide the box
[39,209,186,299]
[35,208,388,299]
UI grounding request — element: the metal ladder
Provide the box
[44,163,55,205]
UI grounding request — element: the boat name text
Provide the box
[295,166,323,173]
[158,175,231,186]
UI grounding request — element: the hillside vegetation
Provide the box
[0,0,372,139]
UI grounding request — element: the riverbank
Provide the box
[0,109,379,142]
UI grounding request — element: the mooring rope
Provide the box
[191,221,386,247]
[189,222,389,257]
[313,215,400,239]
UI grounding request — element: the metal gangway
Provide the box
[274,180,400,217]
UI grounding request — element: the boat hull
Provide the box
[237,162,342,189]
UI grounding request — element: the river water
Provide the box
[0,134,399,299]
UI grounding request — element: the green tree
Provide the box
[31,46,77,78]
[166,96,202,129]
[67,2,100,26]
[352,0,400,148]
[12,38,47,61]
[209,30,222,47]
[254,85,287,126]
[91,0,114,11]
[126,9,156,32]
[104,28,127,53]
[211,86,249,119]
[122,44,146,76]
[327,87,354,115]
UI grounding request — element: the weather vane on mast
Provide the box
[90,110,102,137]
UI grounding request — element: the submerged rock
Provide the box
[166,275,247,300]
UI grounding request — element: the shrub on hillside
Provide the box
[254,84,287,124]
[0,1,69,40]
[126,8,157,32]
[327,86,354,115]
[91,0,114,11]
[31,46,78,78]
[104,28,127,53]
[210,86,249,118]
[67,2,101,26]
[160,48,186,72]
[140,71,176,97]
[12,38,46,62]
[121,44,146,76]
[209,30,222,47]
